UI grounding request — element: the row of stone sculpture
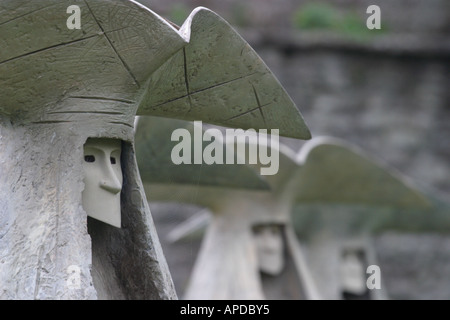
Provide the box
[135,116,445,300]
[0,0,310,299]
[0,0,446,300]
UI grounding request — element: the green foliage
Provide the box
[293,3,337,30]
[338,11,386,39]
[293,2,386,40]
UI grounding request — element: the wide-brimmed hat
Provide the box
[0,0,310,140]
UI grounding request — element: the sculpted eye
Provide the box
[85,155,95,163]
[110,157,116,164]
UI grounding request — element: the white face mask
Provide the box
[340,250,367,294]
[253,225,284,276]
[82,138,123,228]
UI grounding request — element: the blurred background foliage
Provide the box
[292,2,386,39]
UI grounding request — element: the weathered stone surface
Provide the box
[0,1,309,299]
[0,0,184,300]
[0,116,176,299]
[138,8,311,140]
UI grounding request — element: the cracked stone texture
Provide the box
[138,7,310,139]
[0,0,311,299]
[0,0,185,300]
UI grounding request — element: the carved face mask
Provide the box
[340,250,367,295]
[82,138,123,228]
[253,224,284,276]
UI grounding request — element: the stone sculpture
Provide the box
[288,141,450,299]
[136,117,433,300]
[252,224,285,277]
[0,0,310,299]
[135,116,317,299]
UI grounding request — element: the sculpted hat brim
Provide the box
[138,7,311,139]
[294,137,431,209]
[0,1,310,140]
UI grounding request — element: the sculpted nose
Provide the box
[100,166,122,194]
[100,180,122,194]
[99,156,122,194]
